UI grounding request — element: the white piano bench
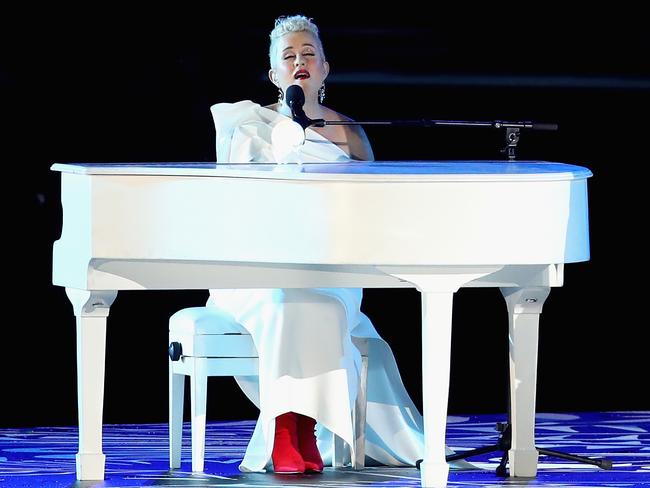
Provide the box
[168,306,369,473]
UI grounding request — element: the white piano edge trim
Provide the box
[51,162,592,183]
[53,261,564,291]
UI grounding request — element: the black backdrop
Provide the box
[3,7,648,428]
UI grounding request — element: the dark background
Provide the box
[2,7,648,428]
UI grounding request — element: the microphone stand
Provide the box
[307,118,558,160]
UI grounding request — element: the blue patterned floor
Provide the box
[1,411,648,487]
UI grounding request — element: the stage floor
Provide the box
[1,411,648,487]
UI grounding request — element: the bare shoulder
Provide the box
[326,107,375,161]
[323,106,352,122]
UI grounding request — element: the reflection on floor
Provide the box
[1,411,648,487]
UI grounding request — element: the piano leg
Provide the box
[378,266,502,488]
[65,288,118,480]
[501,286,550,478]
[419,291,453,488]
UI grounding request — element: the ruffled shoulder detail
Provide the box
[210,101,263,130]
[210,101,265,162]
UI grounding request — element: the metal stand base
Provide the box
[417,421,613,476]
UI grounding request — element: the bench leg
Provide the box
[190,358,208,472]
[169,363,185,469]
[352,354,368,470]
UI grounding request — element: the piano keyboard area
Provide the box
[0,411,647,487]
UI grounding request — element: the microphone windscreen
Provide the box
[286,84,305,108]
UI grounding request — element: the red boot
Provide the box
[297,414,324,473]
[272,412,305,474]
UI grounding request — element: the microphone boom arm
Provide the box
[310,118,557,130]
[308,118,558,160]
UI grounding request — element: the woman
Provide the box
[209,15,430,474]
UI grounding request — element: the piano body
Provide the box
[52,161,591,488]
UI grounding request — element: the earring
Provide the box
[318,83,325,104]
[278,87,284,102]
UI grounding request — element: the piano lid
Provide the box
[50,161,592,182]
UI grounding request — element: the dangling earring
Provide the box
[318,83,325,104]
[278,87,284,103]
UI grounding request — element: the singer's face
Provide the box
[269,32,329,101]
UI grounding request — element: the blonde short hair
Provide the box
[269,15,325,68]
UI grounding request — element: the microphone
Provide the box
[271,84,308,151]
[285,85,312,129]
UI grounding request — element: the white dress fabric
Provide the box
[208,101,465,473]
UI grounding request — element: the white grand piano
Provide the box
[52,161,591,488]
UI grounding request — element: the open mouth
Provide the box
[294,70,310,80]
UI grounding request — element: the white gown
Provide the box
[208,101,465,473]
